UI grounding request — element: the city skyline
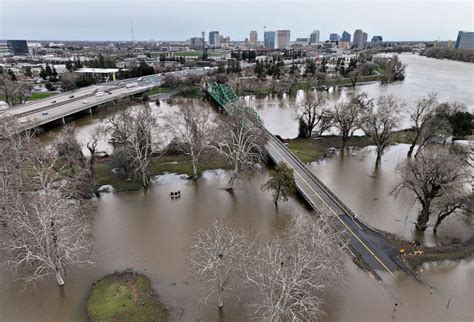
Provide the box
[1,0,473,41]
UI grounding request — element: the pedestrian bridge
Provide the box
[205,82,407,279]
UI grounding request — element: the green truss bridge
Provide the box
[205,81,263,126]
[205,81,409,281]
[205,81,239,110]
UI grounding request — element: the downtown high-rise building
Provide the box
[309,30,320,44]
[209,31,219,47]
[362,32,368,48]
[341,31,351,42]
[329,33,340,42]
[371,35,383,47]
[455,31,474,49]
[264,31,276,49]
[249,30,258,45]
[276,30,291,49]
[189,37,203,49]
[353,29,364,49]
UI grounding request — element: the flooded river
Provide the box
[249,53,474,139]
[1,54,473,321]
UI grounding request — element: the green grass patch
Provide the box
[86,271,169,322]
[287,132,412,163]
[149,87,170,96]
[94,154,229,192]
[289,81,312,93]
[177,86,201,99]
[29,92,57,101]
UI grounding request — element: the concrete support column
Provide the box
[62,117,66,125]
[89,107,93,115]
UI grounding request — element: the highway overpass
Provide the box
[0,67,215,131]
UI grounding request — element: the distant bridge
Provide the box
[206,82,407,279]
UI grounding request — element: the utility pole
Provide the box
[201,31,205,52]
[130,18,135,44]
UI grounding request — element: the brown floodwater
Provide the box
[308,144,472,246]
[1,54,473,321]
[1,171,472,321]
[248,53,474,139]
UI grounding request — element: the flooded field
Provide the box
[0,54,472,321]
[0,170,472,321]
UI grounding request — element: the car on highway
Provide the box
[138,77,143,81]
[51,100,57,103]
[82,101,88,104]
[42,112,48,115]
[119,82,125,85]
[20,120,28,124]
[69,95,74,99]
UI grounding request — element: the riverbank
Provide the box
[286,131,412,163]
[94,154,230,192]
[150,86,201,99]
[86,271,169,321]
[381,231,474,271]
[241,75,382,97]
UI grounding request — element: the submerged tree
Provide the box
[86,125,105,173]
[261,162,296,206]
[296,91,333,138]
[189,219,253,309]
[393,147,470,232]
[332,92,370,151]
[167,104,214,179]
[360,95,403,168]
[406,92,447,157]
[54,124,86,177]
[0,120,94,286]
[106,105,159,188]
[213,104,267,190]
[245,213,347,321]
[379,55,406,84]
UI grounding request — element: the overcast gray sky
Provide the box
[1,0,472,41]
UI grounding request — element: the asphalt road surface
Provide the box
[265,132,405,279]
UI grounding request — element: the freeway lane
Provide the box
[266,133,403,278]
[14,84,153,131]
[2,67,215,132]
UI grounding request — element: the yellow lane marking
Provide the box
[268,140,396,277]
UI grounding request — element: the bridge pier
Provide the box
[61,117,66,125]
[89,107,93,115]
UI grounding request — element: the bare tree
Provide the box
[360,95,403,168]
[348,66,362,88]
[106,105,159,188]
[166,104,214,179]
[213,104,267,190]
[60,71,78,91]
[189,219,253,309]
[54,124,85,177]
[245,213,346,321]
[406,92,448,157]
[296,91,333,138]
[86,125,105,173]
[333,92,370,151]
[0,121,94,286]
[0,74,33,106]
[393,147,470,232]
